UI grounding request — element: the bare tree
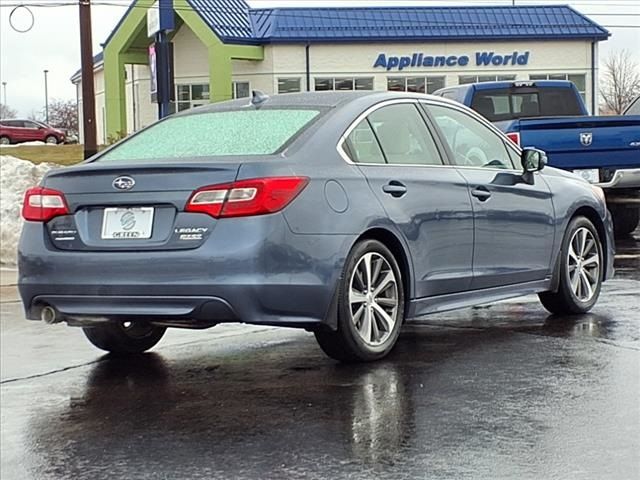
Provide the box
[48,99,79,135]
[27,109,45,122]
[0,103,17,119]
[600,50,640,114]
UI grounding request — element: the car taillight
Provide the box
[506,132,520,146]
[22,186,69,222]
[185,177,309,218]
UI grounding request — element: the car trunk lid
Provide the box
[42,161,241,251]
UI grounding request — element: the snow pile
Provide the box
[0,141,56,147]
[1,156,57,265]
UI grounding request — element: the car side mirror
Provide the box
[521,148,547,173]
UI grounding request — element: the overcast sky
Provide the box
[0,0,638,117]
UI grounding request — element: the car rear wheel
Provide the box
[315,239,404,362]
[611,206,639,237]
[0,136,10,145]
[45,135,58,144]
[82,321,166,354]
[539,216,603,315]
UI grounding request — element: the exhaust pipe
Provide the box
[41,306,60,324]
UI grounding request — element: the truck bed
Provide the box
[495,116,640,171]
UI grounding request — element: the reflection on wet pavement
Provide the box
[1,230,638,480]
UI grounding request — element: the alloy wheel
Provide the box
[567,227,600,302]
[349,252,399,346]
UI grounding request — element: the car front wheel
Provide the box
[45,135,59,144]
[315,239,405,362]
[83,321,166,354]
[539,216,603,315]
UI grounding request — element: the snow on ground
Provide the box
[1,156,56,265]
[0,141,57,147]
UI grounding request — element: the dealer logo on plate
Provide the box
[120,211,137,231]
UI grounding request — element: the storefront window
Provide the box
[233,81,250,99]
[315,77,374,91]
[175,83,209,112]
[278,78,301,94]
[334,78,354,91]
[387,76,445,94]
[315,78,333,91]
[387,77,405,92]
[529,73,586,102]
[459,75,516,85]
[355,78,374,90]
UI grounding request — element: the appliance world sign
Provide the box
[374,51,531,71]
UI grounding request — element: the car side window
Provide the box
[24,121,39,129]
[368,103,443,165]
[427,104,516,169]
[344,119,386,164]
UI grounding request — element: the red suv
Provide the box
[0,119,65,145]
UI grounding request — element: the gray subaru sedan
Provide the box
[18,91,614,362]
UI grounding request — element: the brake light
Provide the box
[186,177,309,218]
[22,187,69,222]
[506,132,520,146]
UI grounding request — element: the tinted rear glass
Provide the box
[471,88,583,121]
[98,109,321,162]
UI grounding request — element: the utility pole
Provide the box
[44,69,49,123]
[79,0,97,158]
[2,82,6,106]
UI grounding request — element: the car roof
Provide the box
[178,91,451,116]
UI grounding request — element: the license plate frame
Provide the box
[101,207,154,240]
[573,168,600,184]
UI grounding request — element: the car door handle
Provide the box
[471,186,492,201]
[382,181,407,197]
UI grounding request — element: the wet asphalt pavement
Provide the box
[1,231,639,480]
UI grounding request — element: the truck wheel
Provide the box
[539,216,603,315]
[611,206,639,237]
[83,321,166,354]
[314,240,404,362]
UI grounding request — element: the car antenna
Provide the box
[251,90,269,107]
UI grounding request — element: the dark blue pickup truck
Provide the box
[434,81,640,235]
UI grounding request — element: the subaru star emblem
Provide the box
[580,132,593,147]
[112,176,135,191]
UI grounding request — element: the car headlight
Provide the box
[591,185,606,204]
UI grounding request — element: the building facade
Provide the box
[71,0,609,144]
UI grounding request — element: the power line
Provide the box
[1,1,638,29]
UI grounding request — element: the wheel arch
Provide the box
[322,227,414,332]
[570,205,610,281]
[357,227,414,306]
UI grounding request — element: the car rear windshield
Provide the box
[97,109,321,162]
[471,88,584,121]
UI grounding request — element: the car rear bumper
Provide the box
[18,217,354,329]
[596,168,640,190]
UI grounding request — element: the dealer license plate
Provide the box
[101,207,154,240]
[573,168,600,184]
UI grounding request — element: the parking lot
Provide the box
[0,228,637,480]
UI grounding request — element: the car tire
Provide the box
[611,206,639,237]
[44,135,58,145]
[539,216,603,315]
[82,321,166,354]
[0,136,10,145]
[315,239,405,362]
